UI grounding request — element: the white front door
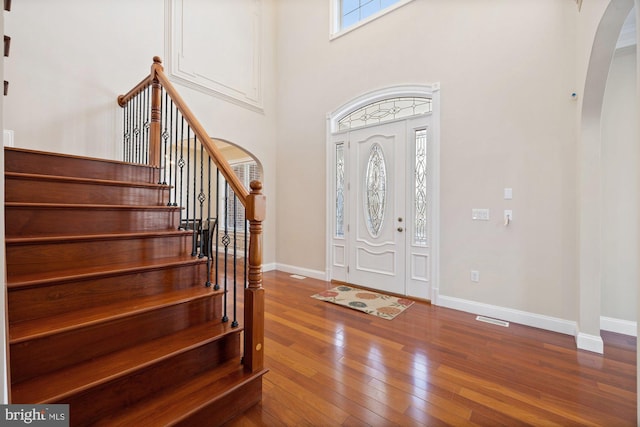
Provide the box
[331,116,432,298]
[348,121,407,295]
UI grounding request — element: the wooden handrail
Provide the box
[153,65,250,203]
[117,75,152,107]
[117,56,265,374]
[118,57,249,204]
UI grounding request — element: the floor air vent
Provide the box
[476,315,509,327]
[290,274,306,280]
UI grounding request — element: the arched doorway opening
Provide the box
[577,0,635,354]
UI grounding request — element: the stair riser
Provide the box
[6,234,193,276]
[6,177,170,205]
[5,148,158,183]
[6,206,181,237]
[8,261,207,323]
[174,376,262,427]
[55,333,241,427]
[10,294,223,384]
[6,147,256,425]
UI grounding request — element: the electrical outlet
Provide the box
[471,270,480,282]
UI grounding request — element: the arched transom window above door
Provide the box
[337,97,432,131]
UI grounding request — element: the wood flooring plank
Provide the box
[223,271,637,426]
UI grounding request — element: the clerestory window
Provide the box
[332,0,415,38]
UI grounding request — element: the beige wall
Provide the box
[276,0,579,320]
[601,47,638,322]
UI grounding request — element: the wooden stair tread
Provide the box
[11,321,240,404]
[6,202,180,211]
[5,147,158,170]
[9,285,222,343]
[6,229,193,245]
[93,361,267,427]
[5,171,170,189]
[7,255,206,289]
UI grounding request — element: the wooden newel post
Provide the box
[244,180,266,372]
[149,56,163,167]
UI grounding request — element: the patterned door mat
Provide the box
[312,285,414,320]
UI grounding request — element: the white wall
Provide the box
[601,46,638,322]
[4,0,163,159]
[3,0,277,265]
[276,0,579,322]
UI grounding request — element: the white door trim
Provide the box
[326,84,441,301]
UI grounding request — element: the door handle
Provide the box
[397,227,404,232]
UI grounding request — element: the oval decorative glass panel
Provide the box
[365,143,387,237]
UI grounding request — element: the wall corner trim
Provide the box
[576,332,604,354]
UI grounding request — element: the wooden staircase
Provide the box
[5,147,266,426]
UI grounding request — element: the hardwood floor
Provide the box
[225,270,636,426]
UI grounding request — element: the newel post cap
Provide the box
[247,181,266,222]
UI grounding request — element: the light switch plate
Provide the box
[472,208,490,220]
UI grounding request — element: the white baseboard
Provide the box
[576,332,604,354]
[275,263,327,281]
[3,130,14,147]
[436,294,577,336]
[262,262,277,272]
[600,316,637,337]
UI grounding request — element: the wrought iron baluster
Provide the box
[143,87,149,164]
[160,89,168,185]
[214,169,221,292]
[134,92,144,163]
[178,116,185,227]
[244,217,248,289]
[190,135,198,257]
[185,127,191,236]
[127,99,133,162]
[222,181,230,323]
[133,94,140,163]
[123,102,129,163]
[172,104,179,207]
[232,193,238,328]
[198,144,206,259]
[166,99,175,204]
[206,156,213,287]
